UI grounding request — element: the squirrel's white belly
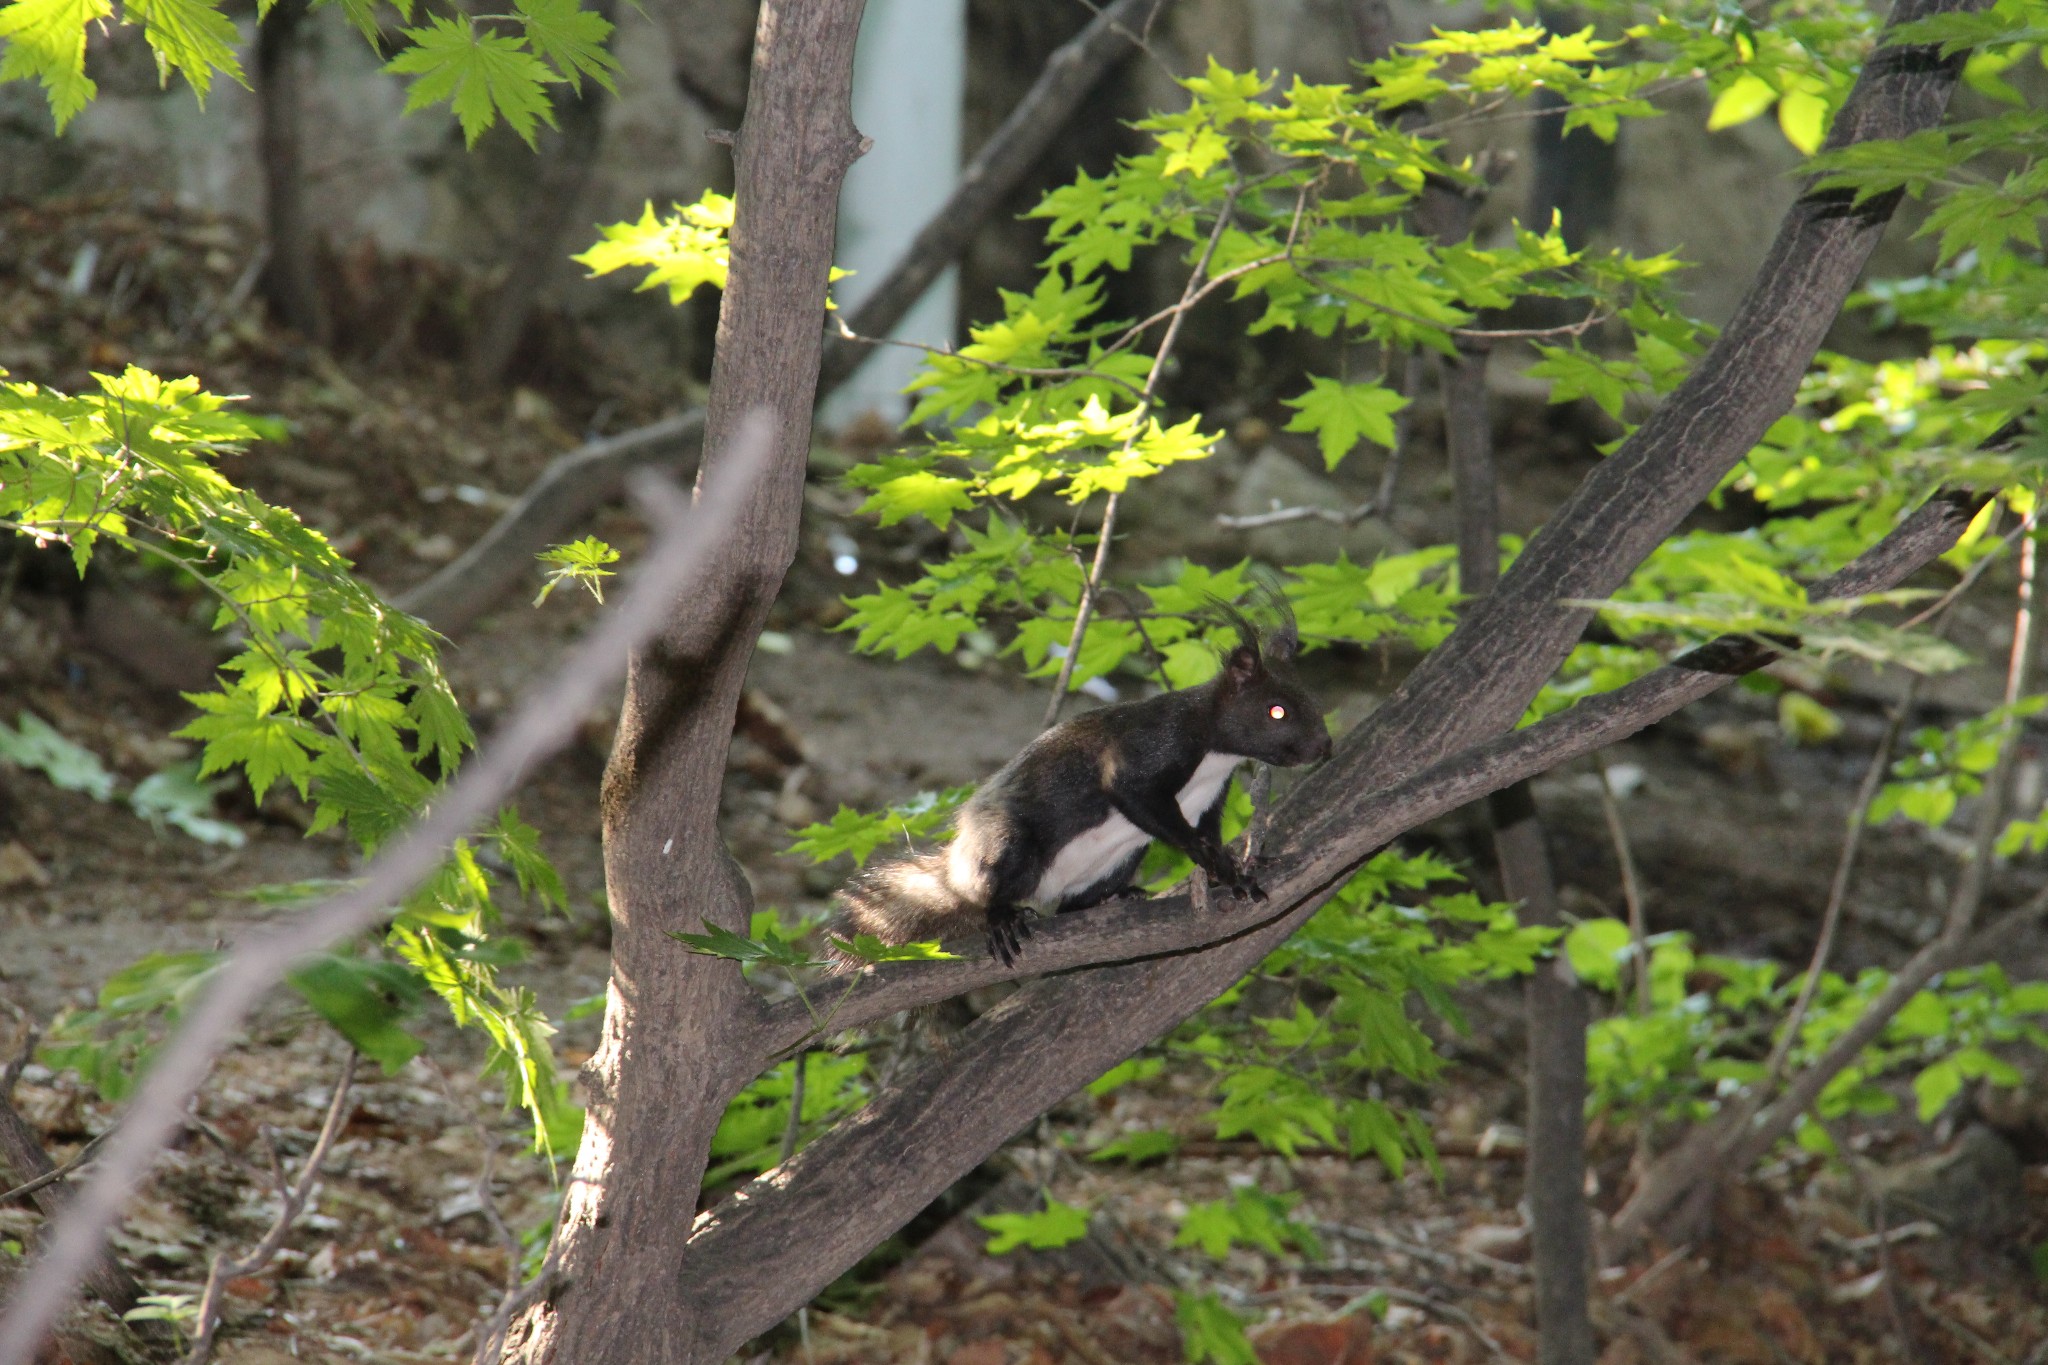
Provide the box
[1028,752,1245,907]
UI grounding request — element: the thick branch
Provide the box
[503,3,871,1361]
[1285,3,1975,845]
[700,493,1980,1358]
[755,490,1987,1057]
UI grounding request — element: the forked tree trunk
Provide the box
[498,4,869,1362]
[664,4,1978,1355]
[498,2,1976,1360]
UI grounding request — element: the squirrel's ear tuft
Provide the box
[1267,623,1299,663]
[1223,643,1261,686]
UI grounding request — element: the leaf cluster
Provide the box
[0,0,619,145]
[4,367,582,1154]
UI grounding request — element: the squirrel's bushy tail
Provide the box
[834,850,977,951]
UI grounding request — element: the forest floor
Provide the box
[3,193,2048,1365]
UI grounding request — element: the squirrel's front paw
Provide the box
[985,904,1034,967]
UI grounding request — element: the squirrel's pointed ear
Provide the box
[1222,643,1261,687]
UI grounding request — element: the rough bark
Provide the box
[497,4,869,1363]
[681,486,1985,1360]
[660,6,1979,1350]
[1495,786,1595,1365]
[255,0,326,343]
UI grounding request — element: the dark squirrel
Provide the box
[836,610,1332,965]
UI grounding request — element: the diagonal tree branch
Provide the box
[753,490,1987,1056]
[672,2,1983,1346]
[0,425,777,1365]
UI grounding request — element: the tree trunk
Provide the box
[660,2,1977,1347]
[501,2,1974,1358]
[1444,333,1596,1365]
[466,0,619,391]
[498,4,869,1362]
[256,0,327,343]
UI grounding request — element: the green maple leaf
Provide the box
[667,920,815,970]
[1281,376,1408,469]
[977,1198,1090,1253]
[0,0,111,129]
[126,0,244,103]
[387,16,558,148]
[492,808,567,910]
[850,461,977,529]
[177,691,322,802]
[408,677,473,775]
[576,197,731,303]
[514,0,618,93]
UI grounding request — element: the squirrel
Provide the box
[835,608,1332,966]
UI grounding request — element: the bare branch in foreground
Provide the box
[757,491,1992,1057]
[0,415,777,1365]
[182,1051,358,1365]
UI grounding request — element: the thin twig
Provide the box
[779,1051,808,1166]
[1818,1117,1923,1365]
[1609,1243,1692,1307]
[1615,505,2042,1254]
[1763,681,1919,1086]
[0,1130,109,1206]
[1899,505,2019,629]
[1324,1284,1510,1362]
[0,416,779,1365]
[182,1050,357,1365]
[1945,510,2039,938]
[1043,183,1242,728]
[1594,753,1651,1016]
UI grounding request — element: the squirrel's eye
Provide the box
[1268,704,1287,720]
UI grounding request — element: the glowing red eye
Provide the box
[1268,704,1287,720]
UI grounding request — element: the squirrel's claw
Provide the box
[986,904,1033,967]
